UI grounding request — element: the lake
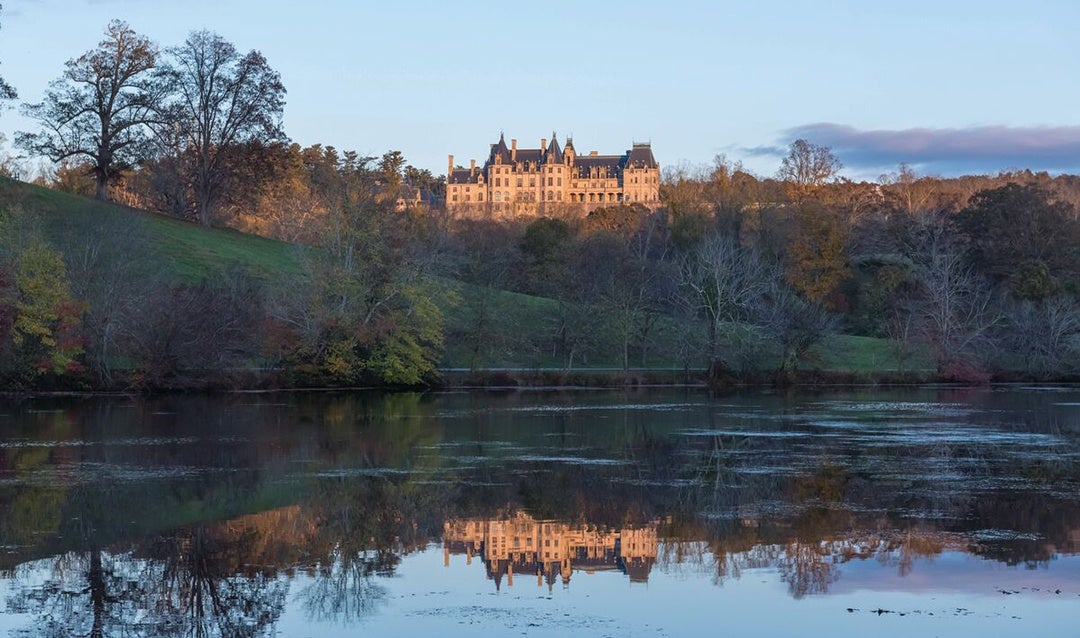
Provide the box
[1,387,1078,637]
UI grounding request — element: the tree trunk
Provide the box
[94,174,109,201]
[88,548,106,638]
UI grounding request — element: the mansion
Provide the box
[446,133,660,217]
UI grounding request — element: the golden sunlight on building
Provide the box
[446,133,660,218]
[442,511,659,590]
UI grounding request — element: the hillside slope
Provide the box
[1,177,301,281]
[1,178,927,378]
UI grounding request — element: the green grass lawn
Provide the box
[809,334,934,374]
[1,177,302,282]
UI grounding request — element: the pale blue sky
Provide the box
[2,0,1078,179]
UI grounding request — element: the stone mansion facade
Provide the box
[446,133,660,217]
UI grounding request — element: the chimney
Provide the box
[469,159,476,176]
[541,138,547,151]
[448,154,454,175]
[589,150,598,156]
[511,138,517,161]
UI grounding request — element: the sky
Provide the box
[1,0,1078,180]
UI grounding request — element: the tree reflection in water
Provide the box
[7,523,291,637]
[299,550,387,623]
[145,525,288,637]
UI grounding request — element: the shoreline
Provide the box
[2,369,1078,400]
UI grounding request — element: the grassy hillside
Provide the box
[2,177,928,377]
[1,176,301,281]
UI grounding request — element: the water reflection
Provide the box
[443,513,659,589]
[1,388,1079,636]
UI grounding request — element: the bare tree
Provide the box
[999,296,1080,378]
[159,31,286,225]
[682,232,772,376]
[908,228,1001,377]
[883,304,918,374]
[17,21,160,200]
[753,280,838,378]
[880,163,937,216]
[778,139,842,199]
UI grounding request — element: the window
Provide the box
[547,177,553,186]
[517,178,522,187]
[557,177,562,186]
[557,192,562,201]
[530,178,536,187]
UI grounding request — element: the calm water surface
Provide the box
[1,387,1079,636]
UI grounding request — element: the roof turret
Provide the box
[544,132,564,164]
[488,132,511,165]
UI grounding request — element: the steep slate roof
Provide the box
[544,133,564,164]
[626,143,658,169]
[487,133,512,165]
[574,155,624,178]
[448,168,480,184]
[513,149,543,167]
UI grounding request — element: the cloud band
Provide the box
[747,123,1080,176]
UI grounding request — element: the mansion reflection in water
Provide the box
[443,512,659,589]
